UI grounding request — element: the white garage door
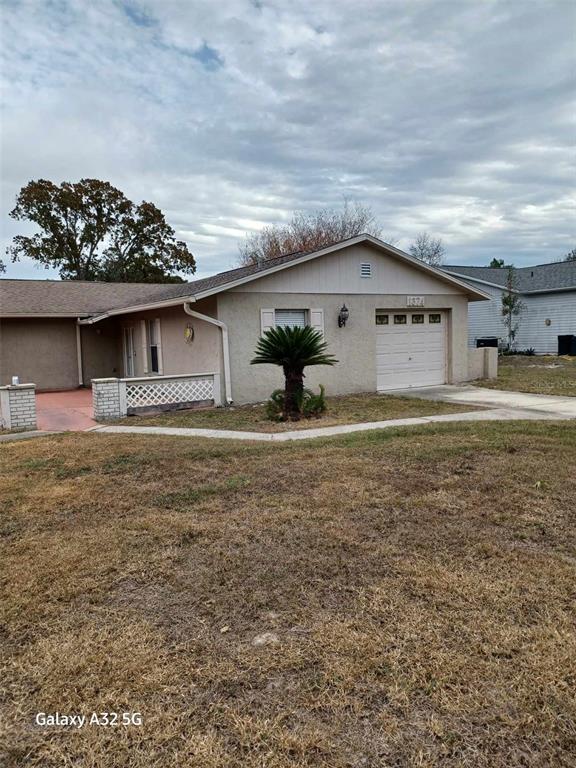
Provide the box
[376,311,447,391]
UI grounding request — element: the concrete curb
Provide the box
[0,430,58,443]
[90,407,572,443]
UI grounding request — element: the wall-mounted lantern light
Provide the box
[338,304,349,328]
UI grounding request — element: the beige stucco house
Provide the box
[0,235,490,406]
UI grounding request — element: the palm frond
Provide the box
[251,326,338,368]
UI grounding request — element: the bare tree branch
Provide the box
[238,201,390,266]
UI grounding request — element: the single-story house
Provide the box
[1,235,491,405]
[442,261,576,354]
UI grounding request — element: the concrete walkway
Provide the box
[3,385,573,445]
[386,384,576,419]
[36,389,97,432]
[93,405,572,443]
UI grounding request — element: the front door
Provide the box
[123,326,136,377]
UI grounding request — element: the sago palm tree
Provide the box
[251,325,338,420]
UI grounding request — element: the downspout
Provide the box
[183,302,232,404]
[76,320,84,387]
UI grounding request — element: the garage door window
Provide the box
[411,314,424,324]
[375,313,389,325]
[429,314,442,324]
[394,314,407,325]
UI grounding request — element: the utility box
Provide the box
[476,337,499,348]
[558,335,576,356]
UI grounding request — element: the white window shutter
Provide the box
[155,318,163,374]
[140,320,148,374]
[310,308,324,335]
[260,308,275,335]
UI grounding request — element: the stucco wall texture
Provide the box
[217,291,469,404]
[0,318,78,390]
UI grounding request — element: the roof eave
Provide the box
[77,294,198,324]
[524,285,576,295]
[0,312,93,319]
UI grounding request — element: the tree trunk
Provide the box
[283,367,304,421]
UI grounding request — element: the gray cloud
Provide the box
[1,0,574,280]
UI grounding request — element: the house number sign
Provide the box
[406,296,425,307]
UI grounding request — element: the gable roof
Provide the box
[1,235,489,319]
[443,261,576,294]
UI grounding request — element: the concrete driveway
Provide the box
[36,389,97,431]
[387,385,576,419]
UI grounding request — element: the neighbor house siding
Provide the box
[0,318,79,390]
[466,283,506,347]
[217,291,469,404]
[465,282,575,354]
[517,292,576,353]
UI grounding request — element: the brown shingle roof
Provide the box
[0,279,184,316]
[1,234,492,317]
[0,250,307,316]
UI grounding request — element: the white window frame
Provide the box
[260,308,324,336]
[141,318,163,375]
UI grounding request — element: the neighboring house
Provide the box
[442,262,576,354]
[0,235,490,403]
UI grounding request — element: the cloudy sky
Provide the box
[1,0,574,280]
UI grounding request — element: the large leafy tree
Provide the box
[251,326,337,420]
[7,179,195,282]
[239,201,385,266]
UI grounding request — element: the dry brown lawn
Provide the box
[1,422,575,767]
[116,392,478,432]
[476,355,576,397]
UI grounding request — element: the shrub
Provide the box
[302,384,327,418]
[265,386,327,422]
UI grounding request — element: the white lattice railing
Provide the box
[93,373,222,420]
[122,373,221,414]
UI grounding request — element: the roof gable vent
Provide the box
[360,263,372,278]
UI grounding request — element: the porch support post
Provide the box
[212,373,222,407]
[118,380,127,416]
[76,321,84,387]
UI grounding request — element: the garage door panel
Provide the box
[376,312,447,390]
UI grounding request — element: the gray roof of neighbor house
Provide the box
[443,261,576,293]
[1,235,490,318]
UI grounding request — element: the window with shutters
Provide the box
[274,309,308,329]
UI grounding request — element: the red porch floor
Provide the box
[36,389,96,432]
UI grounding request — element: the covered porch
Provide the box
[79,298,231,417]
